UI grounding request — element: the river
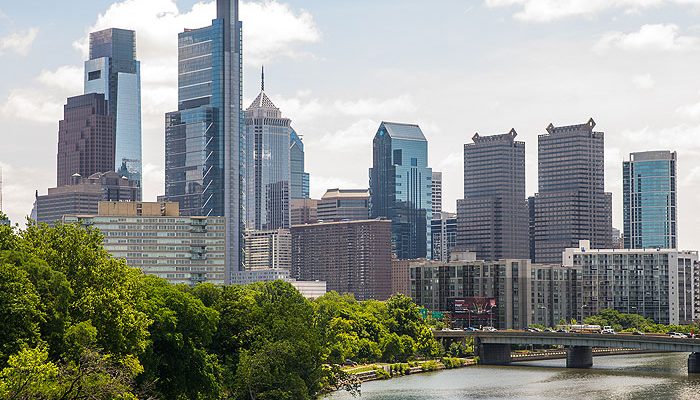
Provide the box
[328,353,700,399]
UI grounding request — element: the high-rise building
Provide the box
[245,70,291,230]
[369,122,432,259]
[623,151,677,249]
[528,196,536,261]
[290,198,318,225]
[317,188,369,221]
[57,94,115,186]
[290,129,309,199]
[164,0,244,281]
[458,130,528,260]
[431,211,457,262]
[64,201,226,285]
[291,219,392,300]
[431,171,442,215]
[83,28,142,189]
[35,171,140,225]
[244,229,292,271]
[532,119,613,263]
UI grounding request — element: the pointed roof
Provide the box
[380,121,426,141]
[247,65,278,110]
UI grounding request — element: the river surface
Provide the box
[328,353,700,399]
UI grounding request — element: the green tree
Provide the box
[386,294,422,338]
[0,263,42,366]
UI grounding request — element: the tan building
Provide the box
[391,258,412,296]
[317,188,369,222]
[291,219,392,300]
[244,229,292,271]
[290,198,318,226]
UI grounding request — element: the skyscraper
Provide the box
[245,69,291,230]
[532,119,613,263]
[57,93,115,186]
[369,122,432,259]
[431,171,442,215]
[83,28,142,189]
[317,188,369,221]
[458,129,528,260]
[623,151,677,249]
[290,129,310,199]
[164,0,244,280]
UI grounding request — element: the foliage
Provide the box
[372,367,390,380]
[441,357,466,369]
[420,360,441,372]
[0,263,42,366]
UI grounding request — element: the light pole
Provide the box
[580,304,588,323]
[488,305,498,328]
[538,305,548,328]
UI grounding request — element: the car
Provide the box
[669,332,687,339]
[556,328,568,333]
[601,326,616,334]
[464,327,479,331]
[527,327,543,333]
[482,326,498,332]
[544,328,555,333]
[632,331,645,335]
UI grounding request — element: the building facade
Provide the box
[290,198,318,226]
[563,241,696,325]
[290,129,309,199]
[369,122,432,259]
[458,129,528,260]
[291,219,392,300]
[431,171,442,215]
[623,151,677,250]
[532,119,613,263]
[245,73,292,230]
[317,189,369,221]
[36,171,140,225]
[64,201,226,285]
[431,211,457,262]
[57,94,115,186]
[163,0,244,280]
[244,229,292,271]
[83,28,142,188]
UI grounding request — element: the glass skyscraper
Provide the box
[83,28,142,191]
[164,0,244,279]
[623,151,677,249]
[290,129,309,199]
[369,122,432,259]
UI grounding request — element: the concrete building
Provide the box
[623,151,677,250]
[431,171,442,215]
[163,0,244,280]
[291,219,392,300]
[369,122,433,260]
[391,258,412,296]
[431,211,457,262]
[35,171,140,225]
[290,198,318,225]
[563,240,696,325]
[532,119,613,263]
[243,229,292,271]
[317,189,369,221]
[64,201,226,285]
[458,130,528,261]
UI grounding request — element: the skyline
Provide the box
[2,0,700,249]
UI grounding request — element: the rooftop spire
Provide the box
[261,65,265,92]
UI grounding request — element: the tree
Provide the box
[386,294,423,338]
[0,263,42,367]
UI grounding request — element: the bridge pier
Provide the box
[566,346,593,369]
[688,353,700,374]
[479,343,512,365]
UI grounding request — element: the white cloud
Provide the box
[315,119,379,151]
[485,0,700,22]
[595,24,700,52]
[333,95,417,117]
[0,162,53,226]
[0,88,63,124]
[676,100,700,119]
[632,73,655,90]
[0,27,38,56]
[37,66,84,92]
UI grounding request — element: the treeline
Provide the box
[584,309,700,334]
[0,217,443,400]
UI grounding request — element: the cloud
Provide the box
[595,24,700,52]
[676,99,700,119]
[333,95,417,117]
[485,0,700,22]
[0,27,39,56]
[37,66,84,92]
[0,88,63,124]
[632,73,655,90]
[315,119,379,151]
[0,161,53,226]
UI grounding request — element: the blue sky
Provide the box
[2,0,700,248]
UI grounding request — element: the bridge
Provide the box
[434,330,700,374]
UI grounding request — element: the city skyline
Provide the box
[3,1,700,250]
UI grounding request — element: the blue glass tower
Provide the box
[290,129,309,199]
[369,122,432,259]
[164,0,244,280]
[84,28,142,192]
[623,151,677,249]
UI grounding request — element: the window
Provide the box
[393,149,402,165]
[88,70,101,81]
[411,158,418,166]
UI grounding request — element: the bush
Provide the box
[373,367,390,380]
[441,357,466,369]
[420,360,441,372]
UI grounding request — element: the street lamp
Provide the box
[488,305,498,328]
[580,304,588,322]
[538,305,548,328]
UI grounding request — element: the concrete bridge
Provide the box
[434,330,700,373]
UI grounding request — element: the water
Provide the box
[328,353,700,399]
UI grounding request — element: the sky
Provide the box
[2,0,700,248]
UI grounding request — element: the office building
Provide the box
[83,28,142,188]
[623,151,677,249]
[532,119,613,263]
[35,171,140,225]
[290,198,318,225]
[612,228,623,249]
[431,211,457,262]
[164,0,244,280]
[563,241,696,325]
[291,219,392,301]
[392,258,412,296]
[528,196,536,261]
[458,129,528,260]
[57,94,115,186]
[369,122,432,259]
[290,129,310,199]
[317,188,369,221]
[244,229,292,271]
[431,171,442,215]
[64,201,226,285]
[245,70,292,230]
